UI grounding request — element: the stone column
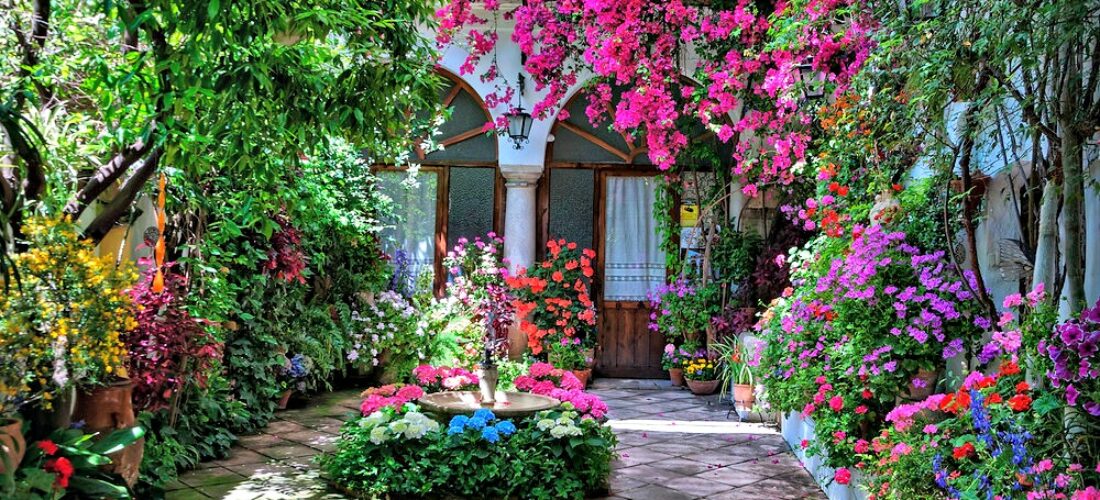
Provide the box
[499,165,543,357]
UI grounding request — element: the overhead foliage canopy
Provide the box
[1,0,442,242]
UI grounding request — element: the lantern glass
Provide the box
[796,64,826,100]
[507,108,533,149]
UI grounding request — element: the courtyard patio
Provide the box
[167,381,822,500]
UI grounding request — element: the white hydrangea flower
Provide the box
[536,419,555,431]
[369,426,389,445]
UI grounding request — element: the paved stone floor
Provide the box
[169,380,825,499]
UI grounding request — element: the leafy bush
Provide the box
[865,362,1097,498]
[755,225,987,469]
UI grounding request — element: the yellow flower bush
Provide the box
[0,217,136,414]
[683,357,719,381]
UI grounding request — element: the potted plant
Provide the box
[683,357,721,395]
[715,337,755,409]
[277,353,312,409]
[648,278,719,359]
[0,217,144,486]
[0,413,23,476]
[546,336,592,387]
[506,239,597,355]
[661,343,698,386]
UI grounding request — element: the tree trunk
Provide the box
[1031,182,1061,298]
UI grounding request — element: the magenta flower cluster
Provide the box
[514,362,608,419]
[1040,299,1100,416]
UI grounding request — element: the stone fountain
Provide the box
[420,312,560,419]
[418,390,560,419]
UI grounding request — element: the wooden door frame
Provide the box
[373,165,505,295]
[537,164,673,378]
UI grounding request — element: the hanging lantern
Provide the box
[506,74,534,149]
[506,107,533,149]
[796,63,826,101]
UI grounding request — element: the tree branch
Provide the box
[82,148,162,242]
[64,138,153,217]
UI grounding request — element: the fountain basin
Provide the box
[419,391,560,419]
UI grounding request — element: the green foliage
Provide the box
[710,229,763,285]
[6,426,145,499]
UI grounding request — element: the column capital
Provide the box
[499,164,543,187]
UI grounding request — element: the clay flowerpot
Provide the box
[571,369,592,388]
[902,368,941,401]
[686,379,719,395]
[732,383,756,407]
[668,368,685,387]
[583,348,597,369]
[72,379,144,487]
[277,389,294,410]
[0,418,25,474]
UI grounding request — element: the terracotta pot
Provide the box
[0,418,25,473]
[902,368,941,401]
[686,379,719,395]
[571,369,592,388]
[668,368,685,387]
[277,389,294,410]
[732,383,755,407]
[583,348,597,369]
[72,379,144,487]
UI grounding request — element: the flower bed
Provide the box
[323,399,615,499]
[324,363,615,498]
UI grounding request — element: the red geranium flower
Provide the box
[1015,381,1030,393]
[952,442,975,460]
[44,457,74,489]
[1008,394,1032,412]
[1000,361,1021,376]
[36,440,58,456]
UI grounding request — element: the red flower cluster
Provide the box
[44,457,73,489]
[506,240,597,353]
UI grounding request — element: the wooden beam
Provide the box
[441,83,463,109]
[439,126,486,147]
[559,121,631,162]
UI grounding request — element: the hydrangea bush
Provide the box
[321,403,616,499]
[513,362,608,419]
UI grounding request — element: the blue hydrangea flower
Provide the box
[449,415,469,428]
[495,420,517,436]
[481,426,500,443]
[447,425,464,436]
[473,409,496,421]
[465,417,487,430]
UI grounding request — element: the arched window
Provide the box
[375,69,503,294]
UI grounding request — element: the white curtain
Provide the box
[604,176,666,301]
[378,171,438,282]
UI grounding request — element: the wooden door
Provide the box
[595,172,666,378]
